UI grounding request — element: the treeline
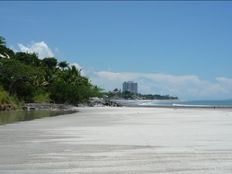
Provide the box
[0,36,101,107]
[138,94,178,100]
[104,88,178,100]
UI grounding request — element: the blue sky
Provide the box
[1,1,232,100]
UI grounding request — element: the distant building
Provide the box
[122,81,138,94]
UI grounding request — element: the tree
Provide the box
[58,61,69,70]
[15,52,40,66]
[0,36,14,59]
[42,57,57,69]
[0,35,103,105]
[122,91,134,99]
[0,36,6,46]
[0,59,40,101]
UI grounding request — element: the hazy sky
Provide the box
[1,1,232,100]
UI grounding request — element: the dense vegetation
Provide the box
[104,88,178,100]
[0,36,101,108]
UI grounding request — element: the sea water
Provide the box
[114,99,232,108]
[0,110,76,125]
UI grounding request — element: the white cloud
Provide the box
[216,77,232,86]
[83,70,232,100]
[17,41,54,59]
[13,40,231,100]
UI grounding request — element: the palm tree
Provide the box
[58,61,69,70]
[0,36,8,58]
[0,36,6,46]
[0,36,14,59]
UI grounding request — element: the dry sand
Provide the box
[0,107,232,173]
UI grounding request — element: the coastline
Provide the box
[23,103,79,111]
[124,104,232,110]
[0,103,79,125]
[111,99,232,110]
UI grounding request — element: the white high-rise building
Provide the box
[122,81,138,94]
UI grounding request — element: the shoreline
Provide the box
[2,101,231,113]
[0,103,79,125]
[111,99,232,110]
[122,104,232,110]
[0,103,79,112]
[23,103,78,111]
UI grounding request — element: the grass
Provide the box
[0,88,18,110]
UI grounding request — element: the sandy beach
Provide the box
[0,107,232,173]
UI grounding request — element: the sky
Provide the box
[1,1,232,100]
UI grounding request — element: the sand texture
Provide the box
[0,107,232,173]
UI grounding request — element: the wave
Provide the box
[113,99,232,108]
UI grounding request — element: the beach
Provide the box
[0,107,232,173]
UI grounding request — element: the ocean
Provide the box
[113,99,232,108]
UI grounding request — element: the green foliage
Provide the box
[0,36,6,46]
[15,52,40,66]
[138,94,178,100]
[42,57,57,69]
[0,35,102,106]
[104,89,178,100]
[0,88,11,104]
[0,36,14,58]
[122,91,135,99]
[58,61,69,70]
[0,59,41,101]
[0,87,20,110]
[33,92,51,103]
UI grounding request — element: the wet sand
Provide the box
[0,107,232,173]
